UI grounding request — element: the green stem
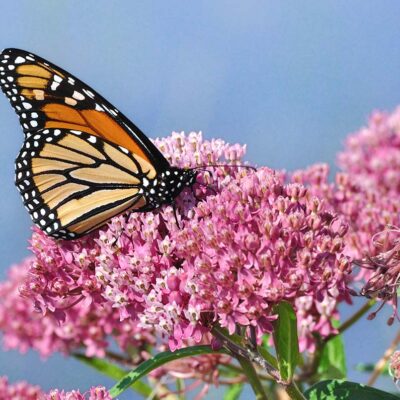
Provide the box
[176,378,185,400]
[298,333,331,384]
[211,326,280,380]
[236,354,269,400]
[258,346,279,370]
[338,299,376,335]
[284,381,307,400]
[367,329,400,386]
[301,301,375,382]
[211,326,309,399]
[219,363,244,375]
[325,299,376,342]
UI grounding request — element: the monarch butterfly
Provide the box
[0,48,199,240]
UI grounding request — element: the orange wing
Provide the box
[16,128,157,239]
[0,48,170,171]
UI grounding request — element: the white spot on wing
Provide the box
[83,89,95,98]
[51,82,59,91]
[72,91,85,100]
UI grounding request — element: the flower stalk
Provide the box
[337,299,377,336]
[211,325,280,381]
[367,329,400,386]
[283,381,307,400]
[325,299,376,343]
[236,354,269,400]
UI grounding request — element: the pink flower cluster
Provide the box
[0,376,120,400]
[15,132,352,353]
[44,386,111,400]
[0,376,112,400]
[336,108,400,260]
[292,111,400,276]
[0,257,154,358]
[0,376,43,400]
[290,107,400,323]
[0,255,232,392]
[165,168,350,349]
[390,350,400,383]
[338,108,400,194]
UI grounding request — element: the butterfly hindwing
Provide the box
[16,128,157,239]
[0,48,170,172]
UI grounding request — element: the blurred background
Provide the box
[0,1,400,397]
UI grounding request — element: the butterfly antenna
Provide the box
[189,164,255,198]
[190,164,257,173]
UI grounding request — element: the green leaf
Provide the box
[74,354,152,397]
[219,364,244,377]
[272,301,300,382]
[318,320,347,379]
[109,345,226,398]
[223,383,244,400]
[260,334,279,369]
[305,380,400,399]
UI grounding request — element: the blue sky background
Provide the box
[0,1,399,397]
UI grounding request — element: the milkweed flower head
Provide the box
[292,108,400,321]
[338,107,400,194]
[0,377,111,400]
[0,257,155,358]
[0,258,232,394]
[336,108,400,262]
[44,386,112,400]
[0,376,43,400]
[20,132,352,352]
[292,163,400,277]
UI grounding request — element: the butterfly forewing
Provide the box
[0,48,170,172]
[16,128,155,239]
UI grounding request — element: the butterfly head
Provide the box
[145,168,198,208]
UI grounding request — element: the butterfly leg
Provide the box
[172,201,181,229]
